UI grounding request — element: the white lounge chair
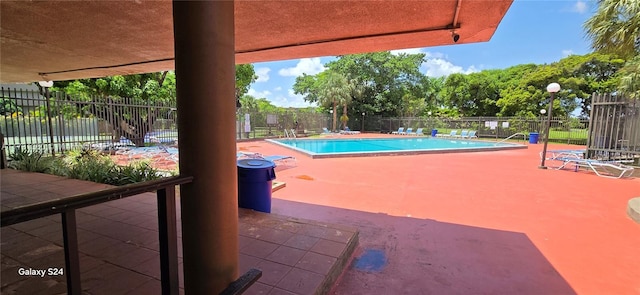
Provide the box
[400,127,412,135]
[263,154,297,167]
[461,130,477,139]
[453,130,469,138]
[392,127,404,135]
[554,157,634,178]
[437,130,458,138]
[411,128,424,136]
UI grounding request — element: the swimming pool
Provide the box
[266,137,526,158]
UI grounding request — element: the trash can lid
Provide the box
[237,158,275,169]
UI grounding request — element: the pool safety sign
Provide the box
[485,121,498,130]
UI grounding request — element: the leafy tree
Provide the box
[294,51,427,122]
[54,65,256,146]
[55,72,175,146]
[326,52,426,117]
[0,98,21,115]
[441,73,471,117]
[236,64,258,99]
[584,0,640,59]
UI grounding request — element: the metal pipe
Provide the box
[44,87,56,156]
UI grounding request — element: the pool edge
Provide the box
[265,138,528,159]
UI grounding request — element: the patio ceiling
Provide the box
[0,0,513,83]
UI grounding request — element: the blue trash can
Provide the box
[431,129,438,137]
[529,132,539,144]
[237,158,276,213]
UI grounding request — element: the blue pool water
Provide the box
[266,137,524,158]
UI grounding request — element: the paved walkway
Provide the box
[0,169,358,294]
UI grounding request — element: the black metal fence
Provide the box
[1,87,176,156]
[235,109,329,139]
[372,116,590,145]
[1,86,597,157]
[586,93,640,161]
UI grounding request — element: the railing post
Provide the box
[157,186,179,295]
[62,209,82,294]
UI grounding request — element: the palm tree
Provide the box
[319,71,351,131]
[584,0,640,59]
[618,56,640,99]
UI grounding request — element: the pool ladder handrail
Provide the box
[496,132,527,145]
[283,129,296,139]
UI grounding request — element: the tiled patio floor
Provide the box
[0,169,358,295]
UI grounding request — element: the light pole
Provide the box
[539,109,546,134]
[539,82,561,169]
[361,112,365,132]
[329,109,333,132]
[39,81,56,156]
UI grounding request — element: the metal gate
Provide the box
[586,93,640,162]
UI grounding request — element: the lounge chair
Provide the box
[454,130,469,138]
[391,127,404,135]
[462,130,477,139]
[412,128,424,136]
[340,127,361,135]
[437,130,458,138]
[542,149,585,161]
[401,127,412,135]
[263,154,297,167]
[554,157,634,178]
[322,127,332,134]
[243,152,296,167]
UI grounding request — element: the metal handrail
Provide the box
[1,175,193,226]
[496,132,527,144]
[1,175,193,295]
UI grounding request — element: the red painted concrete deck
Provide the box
[238,134,640,295]
[2,134,639,294]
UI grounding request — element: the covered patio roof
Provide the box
[1,0,513,82]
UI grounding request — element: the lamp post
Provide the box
[39,81,56,156]
[361,112,365,132]
[539,82,561,169]
[329,109,333,132]
[539,109,546,134]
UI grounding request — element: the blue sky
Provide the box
[249,0,595,108]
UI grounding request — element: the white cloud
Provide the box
[562,49,575,57]
[247,87,315,108]
[390,48,424,55]
[420,51,477,77]
[274,86,282,91]
[255,67,270,82]
[422,58,478,77]
[391,49,474,76]
[572,0,587,13]
[278,58,326,77]
[247,88,271,99]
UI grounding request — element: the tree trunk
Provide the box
[342,104,348,129]
[332,101,337,131]
[87,97,159,147]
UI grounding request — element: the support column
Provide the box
[173,1,238,293]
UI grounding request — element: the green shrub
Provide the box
[66,150,118,184]
[8,147,53,173]
[9,147,166,186]
[111,161,161,185]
